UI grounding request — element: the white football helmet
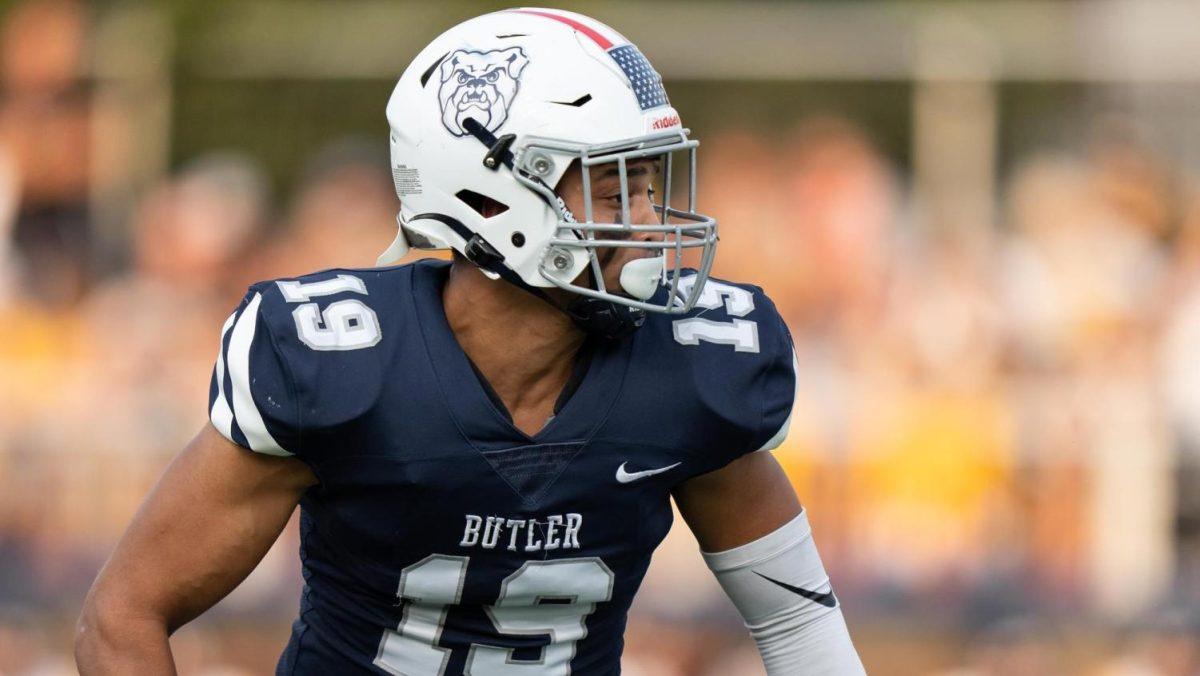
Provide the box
[379,7,717,336]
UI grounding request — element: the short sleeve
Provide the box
[662,278,801,479]
[751,308,797,454]
[208,288,301,457]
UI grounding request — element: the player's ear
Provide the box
[500,47,529,78]
[440,52,463,82]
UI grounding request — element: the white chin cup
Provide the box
[619,256,662,301]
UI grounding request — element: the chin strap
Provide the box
[564,297,646,340]
[413,117,647,340]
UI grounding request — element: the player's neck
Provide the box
[443,260,585,433]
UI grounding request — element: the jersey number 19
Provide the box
[374,555,614,675]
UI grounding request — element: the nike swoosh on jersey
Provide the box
[615,461,681,484]
[754,572,839,608]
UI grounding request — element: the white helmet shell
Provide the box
[382,8,716,314]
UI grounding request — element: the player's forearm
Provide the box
[75,601,178,675]
[748,602,864,675]
[704,511,865,675]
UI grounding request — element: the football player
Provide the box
[76,8,864,675]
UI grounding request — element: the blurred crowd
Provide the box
[2,1,1200,674]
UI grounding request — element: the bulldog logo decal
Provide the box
[438,47,530,137]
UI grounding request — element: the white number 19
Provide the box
[672,277,760,353]
[276,274,382,351]
[374,556,614,676]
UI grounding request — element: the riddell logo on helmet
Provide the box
[438,47,530,137]
[647,112,681,132]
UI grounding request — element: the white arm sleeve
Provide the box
[702,510,866,675]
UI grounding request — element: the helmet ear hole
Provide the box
[455,189,510,218]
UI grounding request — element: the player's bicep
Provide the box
[87,424,316,632]
[673,449,801,552]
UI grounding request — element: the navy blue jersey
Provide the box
[208,259,795,675]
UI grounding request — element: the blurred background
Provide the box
[2,0,1200,673]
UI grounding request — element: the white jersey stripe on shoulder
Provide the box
[209,310,238,440]
[227,292,290,456]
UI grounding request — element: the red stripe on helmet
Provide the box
[511,9,614,50]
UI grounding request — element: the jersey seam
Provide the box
[586,437,692,453]
[755,291,770,454]
[290,514,315,675]
[256,289,306,459]
[757,310,792,454]
[287,617,310,676]
[577,337,634,447]
[409,264,492,452]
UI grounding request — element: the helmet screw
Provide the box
[511,232,525,247]
[484,157,497,169]
[550,248,571,270]
[528,153,554,177]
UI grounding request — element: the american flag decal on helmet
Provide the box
[607,44,668,111]
[509,8,671,111]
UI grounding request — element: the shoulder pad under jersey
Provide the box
[207,265,412,461]
[627,273,797,477]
